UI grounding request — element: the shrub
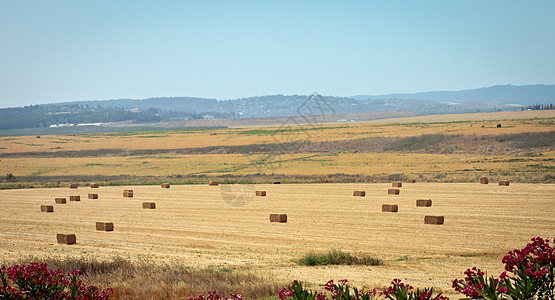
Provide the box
[453,237,555,299]
[297,250,382,266]
[0,262,112,299]
[5,173,15,180]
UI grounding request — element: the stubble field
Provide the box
[1,182,553,297]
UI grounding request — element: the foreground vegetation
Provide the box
[2,237,553,299]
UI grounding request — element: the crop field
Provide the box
[0,110,554,298]
[0,111,554,187]
[0,182,553,297]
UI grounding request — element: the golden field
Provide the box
[0,110,554,186]
[0,110,554,298]
[1,110,553,154]
[0,182,553,297]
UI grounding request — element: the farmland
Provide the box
[0,110,554,298]
[0,110,554,187]
[0,182,553,298]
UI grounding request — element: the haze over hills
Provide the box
[351,84,555,105]
[0,84,553,132]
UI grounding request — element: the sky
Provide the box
[0,1,554,108]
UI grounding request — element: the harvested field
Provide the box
[0,183,553,295]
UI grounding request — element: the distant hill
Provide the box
[351,84,555,106]
[0,84,553,131]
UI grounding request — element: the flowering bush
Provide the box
[453,237,554,299]
[279,279,377,300]
[188,290,243,300]
[381,279,447,300]
[0,262,112,299]
[452,267,506,300]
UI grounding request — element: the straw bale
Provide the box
[90,183,99,188]
[88,194,98,199]
[480,177,488,184]
[382,204,398,212]
[407,179,416,183]
[392,182,402,187]
[161,183,170,188]
[499,180,510,186]
[142,202,156,209]
[123,190,133,197]
[96,222,114,231]
[69,195,80,201]
[416,199,432,207]
[56,234,76,245]
[41,205,53,212]
[269,214,287,223]
[388,189,400,195]
[424,215,444,225]
[209,181,218,186]
[69,183,78,189]
[353,191,365,197]
[55,197,67,204]
[256,191,266,196]
[273,182,281,184]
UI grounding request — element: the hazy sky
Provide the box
[1,1,554,108]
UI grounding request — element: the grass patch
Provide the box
[494,131,555,148]
[296,250,382,266]
[385,134,456,152]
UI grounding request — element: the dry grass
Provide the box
[1,183,553,296]
[2,255,284,299]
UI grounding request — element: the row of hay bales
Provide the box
[45,184,157,244]
[352,181,443,225]
[52,177,512,244]
[480,177,510,186]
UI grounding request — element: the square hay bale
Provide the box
[407,179,416,183]
[424,215,444,225]
[256,191,266,196]
[142,202,156,209]
[416,199,432,207]
[90,183,99,188]
[269,214,287,223]
[56,234,76,245]
[353,191,366,197]
[88,194,98,199]
[69,183,78,189]
[69,195,80,201]
[382,204,398,212]
[388,189,400,195]
[161,183,170,188]
[41,205,54,212]
[55,197,67,204]
[392,182,402,187]
[209,181,218,186]
[96,222,114,231]
[273,181,281,184]
[499,180,510,186]
[480,177,489,184]
[123,190,134,197]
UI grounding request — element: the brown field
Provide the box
[1,183,553,297]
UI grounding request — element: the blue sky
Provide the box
[0,1,554,108]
